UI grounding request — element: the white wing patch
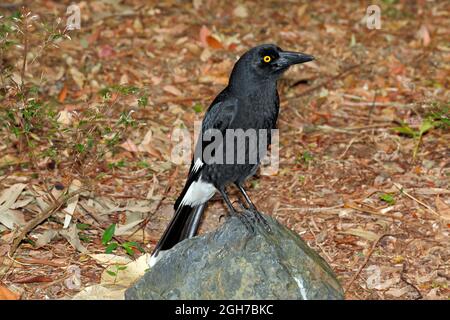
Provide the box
[179,178,216,207]
[192,158,203,174]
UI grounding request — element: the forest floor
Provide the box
[0,0,448,300]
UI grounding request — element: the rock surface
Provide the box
[125,212,344,300]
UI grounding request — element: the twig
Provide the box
[14,257,66,268]
[393,183,439,217]
[276,204,343,213]
[0,3,24,9]
[130,167,179,240]
[338,136,358,159]
[9,188,88,256]
[19,8,29,89]
[344,202,400,220]
[400,262,423,300]
[344,233,392,294]
[288,63,371,101]
[308,220,333,263]
[342,101,406,108]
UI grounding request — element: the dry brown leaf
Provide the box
[14,275,53,284]
[115,219,144,236]
[35,230,59,248]
[163,85,182,96]
[386,286,410,298]
[0,184,27,229]
[72,284,126,300]
[199,25,211,47]
[206,35,223,49]
[296,4,308,18]
[0,155,21,167]
[417,25,431,47]
[59,224,88,253]
[89,254,132,266]
[0,285,20,300]
[69,67,85,89]
[137,129,153,153]
[340,228,379,241]
[63,179,82,228]
[120,139,139,153]
[57,83,68,103]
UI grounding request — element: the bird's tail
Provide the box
[150,203,205,263]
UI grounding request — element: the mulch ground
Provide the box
[0,0,448,300]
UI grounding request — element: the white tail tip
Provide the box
[148,252,164,268]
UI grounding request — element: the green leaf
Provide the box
[124,241,145,253]
[75,143,85,153]
[418,119,434,136]
[79,234,91,243]
[392,126,416,137]
[102,224,116,245]
[105,242,119,253]
[137,160,149,168]
[76,223,90,230]
[379,193,395,205]
[106,270,117,277]
[117,265,127,271]
[301,151,314,163]
[193,103,203,113]
[121,242,135,256]
[138,94,148,108]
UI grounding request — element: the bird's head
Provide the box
[230,44,314,85]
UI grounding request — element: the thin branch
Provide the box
[344,233,393,294]
[287,63,371,101]
[393,183,439,217]
[9,188,88,256]
[400,262,423,300]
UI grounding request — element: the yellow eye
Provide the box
[263,55,271,63]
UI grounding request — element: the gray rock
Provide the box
[125,212,344,300]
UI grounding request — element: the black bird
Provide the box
[150,44,314,265]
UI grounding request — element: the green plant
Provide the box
[296,150,314,165]
[101,223,144,256]
[193,103,203,113]
[393,103,448,159]
[379,193,395,205]
[393,119,436,159]
[105,264,128,284]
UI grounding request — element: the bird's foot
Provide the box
[247,206,272,233]
[229,207,255,233]
[231,203,271,233]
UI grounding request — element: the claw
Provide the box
[247,208,272,233]
[227,207,271,234]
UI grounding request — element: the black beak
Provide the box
[277,51,315,69]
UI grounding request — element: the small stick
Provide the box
[344,233,392,294]
[289,63,367,100]
[400,262,423,300]
[9,188,87,256]
[308,223,333,263]
[338,136,358,159]
[393,183,439,217]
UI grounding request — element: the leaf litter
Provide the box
[0,0,448,300]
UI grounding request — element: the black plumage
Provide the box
[151,44,314,263]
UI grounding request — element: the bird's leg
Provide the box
[235,183,257,211]
[218,187,254,233]
[235,183,271,232]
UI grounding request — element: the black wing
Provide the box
[174,95,238,210]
